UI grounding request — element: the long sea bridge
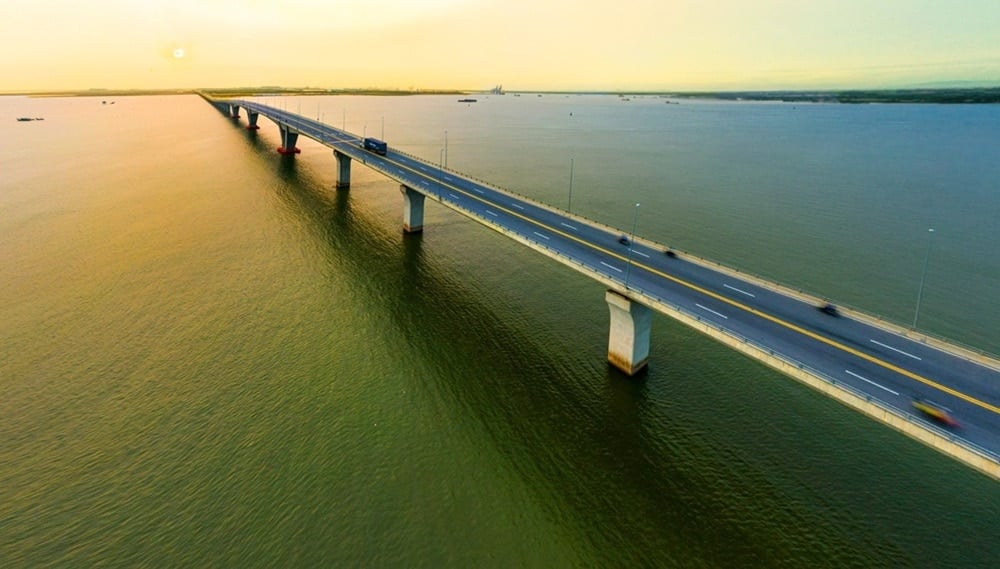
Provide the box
[203,95,1000,480]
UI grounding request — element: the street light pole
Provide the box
[624,203,641,290]
[568,158,574,212]
[439,148,445,200]
[381,116,384,139]
[913,228,935,328]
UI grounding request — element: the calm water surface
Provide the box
[1,94,998,567]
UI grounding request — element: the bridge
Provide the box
[204,95,1000,480]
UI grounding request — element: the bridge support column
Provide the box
[400,185,425,233]
[246,110,260,130]
[228,104,240,118]
[334,150,351,189]
[277,124,301,154]
[605,290,651,376]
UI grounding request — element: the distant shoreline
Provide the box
[664,87,1000,104]
[4,86,999,104]
[5,87,470,98]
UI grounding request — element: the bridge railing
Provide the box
[217,99,999,468]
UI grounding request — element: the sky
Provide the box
[2,0,999,92]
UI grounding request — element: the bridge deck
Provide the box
[213,97,1000,477]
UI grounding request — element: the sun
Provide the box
[173,48,185,59]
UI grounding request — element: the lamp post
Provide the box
[913,228,935,328]
[624,202,640,289]
[444,130,448,168]
[568,158,574,212]
[381,115,384,139]
[439,148,445,200]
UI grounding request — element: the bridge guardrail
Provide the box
[218,98,999,470]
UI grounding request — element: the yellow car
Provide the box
[912,399,959,427]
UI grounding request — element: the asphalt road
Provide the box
[222,99,1000,465]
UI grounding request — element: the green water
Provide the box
[1,94,997,567]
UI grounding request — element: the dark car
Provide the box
[818,303,840,317]
[618,234,630,245]
[665,248,677,258]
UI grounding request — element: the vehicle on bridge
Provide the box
[362,137,388,156]
[618,234,630,245]
[912,399,960,428]
[818,303,840,317]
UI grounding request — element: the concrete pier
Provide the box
[606,290,652,375]
[246,110,260,130]
[400,185,425,233]
[334,150,351,189]
[228,104,240,118]
[277,124,301,154]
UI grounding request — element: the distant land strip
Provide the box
[4,87,999,103]
[7,87,468,98]
[665,87,1000,104]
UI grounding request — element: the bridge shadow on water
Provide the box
[232,125,896,567]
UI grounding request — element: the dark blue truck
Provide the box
[362,137,387,155]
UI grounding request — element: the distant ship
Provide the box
[16,117,44,121]
[457,98,478,103]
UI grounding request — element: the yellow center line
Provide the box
[254,103,1000,417]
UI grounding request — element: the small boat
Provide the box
[912,399,959,427]
[457,98,477,103]
[17,117,34,121]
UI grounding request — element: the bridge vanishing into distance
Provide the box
[203,94,1000,480]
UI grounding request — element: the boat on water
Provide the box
[912,399,959,427]
[457,98,477,103]
[16,117,43,121]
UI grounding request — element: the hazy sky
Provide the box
[3,0,999,91]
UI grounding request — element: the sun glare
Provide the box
[173,48,185,59]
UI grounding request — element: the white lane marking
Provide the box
[485,210,498,217]
[473,188,485,194]
[510,203,525,210]
[870,339,922,361]
[724,283,756,298]
[533,231,550,240]
[634,250,650,259]
[560,222,578,231]
[419,166,429,172]
[444,176,453,181]
[696,304,728,319]
[449,193,461,200]
[601,261,623,273]
[845,369,900,395]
